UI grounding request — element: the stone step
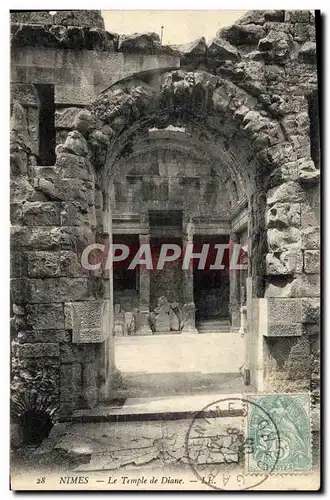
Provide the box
[60,392,251,424]
[196,319,231,333]
[197,327,230,333]
[54,395,249,471]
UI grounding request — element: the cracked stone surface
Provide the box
[54,415,243,472]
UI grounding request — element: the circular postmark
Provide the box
[185,397,281,491]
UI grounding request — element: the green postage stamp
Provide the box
[246,393,312,474]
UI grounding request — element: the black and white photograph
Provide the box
[9,7,321,491]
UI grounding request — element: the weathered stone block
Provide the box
[293,23,316,42]
[265,274,320,298]
[35,176,94,205]
[267,181,305,205]
[267,162,299,188]
[82,362,98,408]
[269,95,306,117]
[60,343,96,363]
[60,226,95,251]
[302,323,319,336]
[56,129,70,147]
[55,84,96,107]
[300,202,319,227]
[29,278,95,303]
[73,110,97,137]
[60,363,82,414]
[238,10,285,25]
[304,250,320,273]
[298,158,320,184]
[10,423,23,449]
[169,309,180,331]
[62,130,89,157]
[266,202,300,228]
[257,142,296,169]
[26,303,65,330]
[10,278,30,304]
[18,330,70,343]
[55,153,93,180]
[64,300,110,343]
[33,165,60,182]
[94,189,103,210]
[301,226,320,250]
[287,336,311,380]
[297,274,320,298]
[124,312,136,335]
[155,312,170,332]
[284,10,310,23]
[34,176,61,202]
[10,251,28,278]
[10,82,39,107]
[241,110,268,133]
[292,140,311,162]
[182,302,198,333]
[11,226,61,250]
[298,42,317,63]
[267,324,302,337]
[55,107,82,129]
[301,298,320,324]
[267,227,301,252]
[21,201,60,226]
[268,298,302,324]
[118,32,161,53]
[17,342,59,358]
[60,202,90,227]
[11,176,45,203]
[10,202,23,225]
[60,251,89,277]
[27,251,61,278]
[218,23,265,46]
[266,250,303,275]
[207,38,239,61]
[258,29,293,62]
[281,114,298,137]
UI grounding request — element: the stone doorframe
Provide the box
[11,60,320,415]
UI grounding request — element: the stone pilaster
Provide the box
[137,233,152,335]
[229,233,241,331]
[181,220,198,334]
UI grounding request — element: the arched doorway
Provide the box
[24,65,318,411]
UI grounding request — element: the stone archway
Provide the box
[61,66,319,395]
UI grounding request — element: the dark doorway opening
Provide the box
[113,234,139,311]
[36,84,56,166]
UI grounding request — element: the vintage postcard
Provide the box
[10,8,321,491]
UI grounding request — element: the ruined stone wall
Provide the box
[10,101,111,420]
[214,10,320,395]
[10,10,320,419]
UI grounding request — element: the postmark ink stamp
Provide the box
[185,396,281,490]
